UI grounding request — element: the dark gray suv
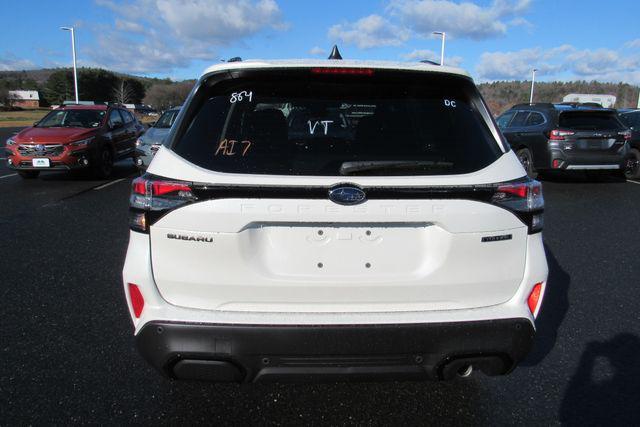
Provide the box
[497,103,630,177]
[617,109,640,179]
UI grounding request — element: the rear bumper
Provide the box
[136,318,535,382]
[546,146,627,170]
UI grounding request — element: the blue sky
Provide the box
[2,0,640,84]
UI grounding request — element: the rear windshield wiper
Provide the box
[339,160,454,175]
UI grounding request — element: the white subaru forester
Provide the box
[123,57,548,383]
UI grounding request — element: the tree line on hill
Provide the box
[0,68,195,111]
[478,80,639,115]
[2,67,639,115]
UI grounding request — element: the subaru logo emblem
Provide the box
[35,144,45,152]
[328,185,366,205]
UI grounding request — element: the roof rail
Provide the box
[420,59,440,66]
[511,102,555,109]
[227,57,242,62]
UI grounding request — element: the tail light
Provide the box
[548,129,575,140]
[129,175,196,233]
[491,178,544,233]
[619,130,632,141]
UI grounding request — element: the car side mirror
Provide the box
[147,121,155,127]
[111,121,123,129]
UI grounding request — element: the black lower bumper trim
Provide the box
[136,318,535,383]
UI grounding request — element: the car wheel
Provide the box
[516,148,536,178]
[623,148,640,180]
[93,147,114,178]
[17,170,40,179]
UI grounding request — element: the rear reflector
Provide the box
[128,283,145,318]
[527,283,543,316]
[311,67,374,76]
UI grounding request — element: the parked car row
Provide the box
[5,98,638,181]
[497,103,639,179]
[3,104,180,179]
[4,104,145,179]
[3,56,634,384]
[133,107,180,170]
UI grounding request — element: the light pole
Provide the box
[433,31,446,66]
[529,68,538,104]
[61,26,79,104]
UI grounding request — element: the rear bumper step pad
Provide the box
[136,318,535,382]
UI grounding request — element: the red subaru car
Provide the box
[5,104,144,179]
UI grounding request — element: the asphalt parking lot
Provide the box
[1,126,639,425]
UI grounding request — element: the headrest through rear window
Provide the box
[244,109,287,148]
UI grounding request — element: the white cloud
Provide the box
[476,45,640,84]
[476,48,550,80]
[388,0,531,39]
[328,15,410,49]
[401,49,437,60]
[400,49,463,66]
[115,19,146,34]
[624,39,640,49]
[309,46,326,56]
[88,32,191,74]
[0,54,36,71]
[91,0,286,74]
[156,0,283,42]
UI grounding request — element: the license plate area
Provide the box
[576,138,614,150]
[31,158,50,167]
[245,223,436,278]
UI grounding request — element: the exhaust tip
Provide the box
[457,364,473,378]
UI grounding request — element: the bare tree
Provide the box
[143,82,193,111]
[112,79,136,104]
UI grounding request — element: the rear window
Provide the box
[559,112,624,131]
[172,70,502,176]
[619,112,640,128]
[155,110,180,129]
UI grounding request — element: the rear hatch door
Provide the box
[147,66,530,313]
[559,110,627,153]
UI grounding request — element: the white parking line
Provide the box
[628,179,640,185]
[0,173,17,179]
[93,178,127,190]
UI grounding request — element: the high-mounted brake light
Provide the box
[311,67,374,76]
[130,176,197,233]
[549,129,575,140]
